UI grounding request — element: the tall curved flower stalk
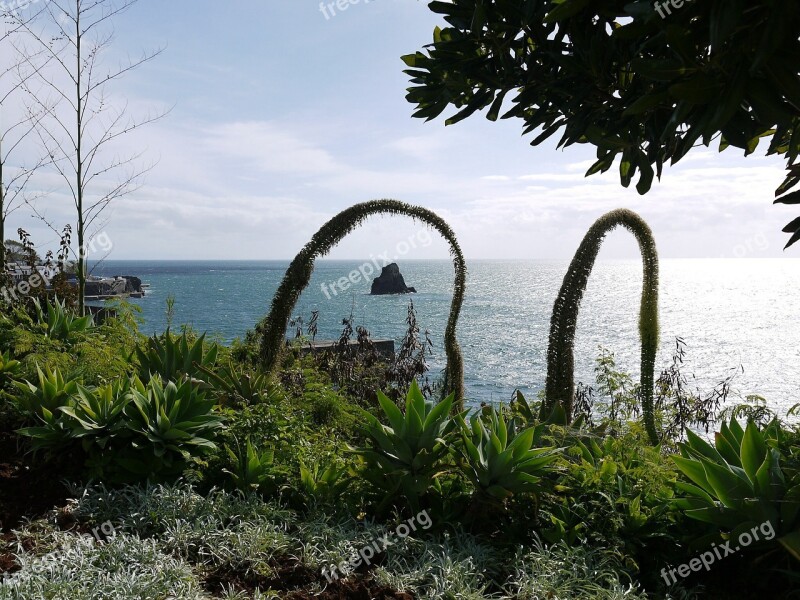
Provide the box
[256,199,467,408]
[543,209,660,444]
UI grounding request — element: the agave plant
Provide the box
[32,297,93,341]
[121,376,224,477]
[256,199,467,408]
[672,418,800,561]
[13,370,130,457]
[542,209,660,444]
[456,405,559,504]
[196,361,281,407]
[299,460,351,506]
[352,380,461,513]
[223,437,276,493]
[0,350,21,385]
[59,381,130,452]
[16,401,75,453]
[12,365,80,417]
[134,329,219,384]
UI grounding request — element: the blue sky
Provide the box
[3,0,797,260]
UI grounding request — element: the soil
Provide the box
[202,555,414,599]
[0,431,75,534]
[0,533,21,575]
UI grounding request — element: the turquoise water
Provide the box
[91,259,800,413]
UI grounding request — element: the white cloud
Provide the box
[386,134,451,161]
[201,121,341,176]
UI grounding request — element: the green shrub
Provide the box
[539,428,684,585]
[133,329,219,383]
[1,302,139,386]
[118,376,224,480]
[351,381,460,514]
[193,373,360,512]
[68,336,135,385]
[279,356,363,435]
[455,405,559,506]
[32,297,93,342]
[672,418,800,561]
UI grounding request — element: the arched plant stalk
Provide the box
[256,199,467,409]
[542,209,660,444]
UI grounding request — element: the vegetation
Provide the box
[2,240,40,266]
[672,418,800,561]
[32,297,93,342]
[0,4,52,275]
[456,405,558,508]
[544,208,660,444]
[352,381,459,515]
[254,199,467,408]
[0,235,798,599]
[134,329,219,384]
[402,1,800,248]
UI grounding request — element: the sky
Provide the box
[1,0,798,260]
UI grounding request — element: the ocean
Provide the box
[90,259,800,415]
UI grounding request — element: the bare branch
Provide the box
[8,0,163,312]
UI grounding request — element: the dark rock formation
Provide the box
[115,276,143,293]
[370,263,416,295]
[84,275,143,297]
[85,278,126,297]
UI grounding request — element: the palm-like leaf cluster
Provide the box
[134,329,219,383]
[353,380,460,512]
[673,418,800,561]
[457,407,558,503]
